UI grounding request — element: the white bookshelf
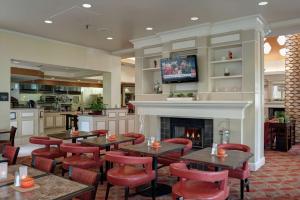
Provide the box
[208,40,243,93]
[142,54,162,94]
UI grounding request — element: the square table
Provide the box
[0,165,47,187]
[0,129,10,134]
[48,131,100,143]
[0,174,93,200]
[120,142,185,197]
[181,147,253,170]
[81,135,135,176]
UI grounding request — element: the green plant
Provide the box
[176,93,185,97]
[169,92,174,97]
[187,93,194,97]
[90,101,106,112]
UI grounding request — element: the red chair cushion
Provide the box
[107,165,155,188]
[172,180,229,200]
[32,147,66,159]
[62,155,103,170]
[228,166,250,180]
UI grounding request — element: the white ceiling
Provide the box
[0,0,300,51]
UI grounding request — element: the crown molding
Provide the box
[269,18,300,35]
[130,15,268,49]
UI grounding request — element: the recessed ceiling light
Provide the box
[82,3,92,8]
[106,37,113,40]
[258,1,268,6]
[145,27,153,31]
[44,20,53,24]
[13,61,20,64]
[190,17,199,21]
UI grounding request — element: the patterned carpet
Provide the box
[18,147,300,200]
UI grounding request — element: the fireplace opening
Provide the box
[161,117,213,149]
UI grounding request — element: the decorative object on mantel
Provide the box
[153,60,158,68]
[153,81,162,94]
[167,92,195,101]
[224,68,230,76]
[228,51,233,59]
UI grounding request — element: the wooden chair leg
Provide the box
[125,187,129,200]
[61,168,67,177]
[105,183,112,200]
[240,179,245,199]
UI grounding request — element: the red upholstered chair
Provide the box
[0,126,17,148]
[69,167,99,200]
[92,130,108,136]
[104,151,156,200]
[218,143,251,199]
[158,138,192,167]
[60,143,104,184]
[170,162,229,200]
[31,156,56,173]
[29,136,66,159]
[3,145,20,165]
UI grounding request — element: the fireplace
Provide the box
[161,117,213,149]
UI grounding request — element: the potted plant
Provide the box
[89,101,106,115]
[167,92,195,101]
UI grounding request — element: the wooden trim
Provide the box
[23,79,102,88]
[11,67,44,78]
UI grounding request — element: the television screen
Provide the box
[160,55,198,83]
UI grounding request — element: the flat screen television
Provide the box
[160,55,198,84]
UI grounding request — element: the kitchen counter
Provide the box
[78,108,136,135]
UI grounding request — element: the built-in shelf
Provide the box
[142,67,160,71]
[209,75,243,79]
[209,42,242,49]
[210,58,242,64]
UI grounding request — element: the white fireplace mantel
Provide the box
[131,100,253,119]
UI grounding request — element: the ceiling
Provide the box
[0,0,300,52]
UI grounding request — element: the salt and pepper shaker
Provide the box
[14,171,20,187]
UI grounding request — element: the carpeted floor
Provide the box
[18,147,300,200]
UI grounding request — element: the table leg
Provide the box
[66,115,70,130]
[72,138,76,143]
[104,146,111,180]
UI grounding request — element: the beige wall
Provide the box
[0,29,121,129]
[121,64,135,83]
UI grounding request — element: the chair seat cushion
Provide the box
[32,147,66,159]
[228,166,250,180]
[173,180,229,200]
[107,165,155,188]
[62,155,103,170]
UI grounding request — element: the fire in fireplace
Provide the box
[161,117,213,149]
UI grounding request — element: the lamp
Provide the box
[0,162,8,179]
[279,48,287,56]
[277,35,286,46]
[264,42,272,54]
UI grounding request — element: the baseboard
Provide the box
[249,156,265,171]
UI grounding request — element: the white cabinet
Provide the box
[118,119,126,134]
[96,121,106,130]
[55,115,64,128]
[21,120,34,136]
[128,118,135,133]
[108,120,116,134]
[45,116,55,128]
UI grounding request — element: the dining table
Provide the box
[0,174,93,200]
[47,130,100,143]
[0,129,10,134]
[120,141,185,197]
[80,135,135,175]
[181,147,253,170]
[0,164,47,187]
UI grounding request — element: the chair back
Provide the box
[9,126,17,146]
[61,143,99,160]
[69,167,99,200]
[29,136,63,148]
[124,133,145,144]
[218,143,250,170]
[3,145,20,165]
[32,156,56,173]
[170,162,228,191]
[105,151,153,173]
[163,138,193,154]
[92,130,108,136]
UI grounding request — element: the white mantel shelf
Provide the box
[131,100,253,120]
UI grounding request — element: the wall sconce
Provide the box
[0,162,8,179]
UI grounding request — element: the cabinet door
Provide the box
[128,119,135,133]
[108,120,116,134]
[22,120,34,136]
[119,119,126,135]
[96,121,106,130]
[55,115,64,128]
[45,116,54,128]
